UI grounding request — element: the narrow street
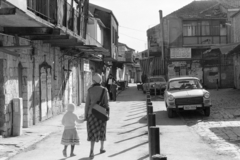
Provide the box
[8,84,237,160]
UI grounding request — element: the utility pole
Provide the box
[159,10,165,74]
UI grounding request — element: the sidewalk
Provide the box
[0,85,124,160]
[0,105,85,160]
[1,85,238,160]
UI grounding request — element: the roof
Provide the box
[118,42,135,51]
[166,1,227,19]
[89,3,119,25]
[169,77,199,81]
[217,0,240,8]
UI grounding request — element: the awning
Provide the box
[204,43,240,55]
[103,57,117,62]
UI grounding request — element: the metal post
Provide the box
[152,154,167,160]
[149,127,160,160]
[154,83,157,97]
[147,98,151,104]
[159,10,165,74]
[148,106,153,114]
[148,113,156,127]
[147,105,152,116]
[147,102,152,106]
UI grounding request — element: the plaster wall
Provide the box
[0,34,80,137]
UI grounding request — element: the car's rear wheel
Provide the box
[204,108,210,117]
[167,108,174,118]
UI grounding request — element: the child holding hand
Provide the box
[61,103,84,157]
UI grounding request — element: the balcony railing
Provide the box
[27,0,56,22]
[27,0,88,38]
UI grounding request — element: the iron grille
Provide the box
[175,97,203,105]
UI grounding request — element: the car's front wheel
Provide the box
[167,108,174,118]
[204,108,210,117]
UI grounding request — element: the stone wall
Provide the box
[0,34,82,137]
[0,34,29,137]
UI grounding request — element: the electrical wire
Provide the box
[119,32,146,42]
[119,25,145,32]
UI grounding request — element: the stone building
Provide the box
[0,0,111,137]
[147,0,240,88]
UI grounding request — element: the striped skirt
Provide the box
[87,114,107,142]
[61,128,80,145]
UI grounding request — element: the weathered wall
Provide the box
[0,34,82,137]
[233,12,240,43]
[0,35,31,136]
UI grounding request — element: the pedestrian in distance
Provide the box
[85,73,110,159]
[61,103,84,157]
[106,73,115,100]
[110,81,118,101]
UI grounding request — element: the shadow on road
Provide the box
[108,141,148,158]
[124,115,146,121]
[118,125,147,135]
[114,132,147,144]
[78,158,89,160]
[137,154,149,160]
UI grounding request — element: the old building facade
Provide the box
[147,0,240,89]
[0,0,113,137]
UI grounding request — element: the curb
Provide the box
[0,132,54,160]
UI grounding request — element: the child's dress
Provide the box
[61,112,83,145]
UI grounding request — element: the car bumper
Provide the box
[167,104,212,110]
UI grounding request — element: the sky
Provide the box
[89,0,194,52]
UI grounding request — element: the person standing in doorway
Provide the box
[85,73,110,159]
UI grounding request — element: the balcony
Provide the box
[26,0,87,37]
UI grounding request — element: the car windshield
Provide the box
[149,78,165,83]
[168,79,202,90]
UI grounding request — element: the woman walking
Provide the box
[85,73,109,159]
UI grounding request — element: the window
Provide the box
[168,79,202,90]
[149,78,166,82]
[183,21,199,36]
[183,20,226,36]
[211,21,220,35]
[220,21,226,35]
[201,21,210,36]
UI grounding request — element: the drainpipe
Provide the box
[32,46,36,125]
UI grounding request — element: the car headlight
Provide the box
[168,95,174,101]
[204,92,210,99]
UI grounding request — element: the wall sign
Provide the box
[170,48,191,59]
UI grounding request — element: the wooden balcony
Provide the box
[26,0,88,38]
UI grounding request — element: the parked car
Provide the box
[164,77,212,118]
[142,76,166,95]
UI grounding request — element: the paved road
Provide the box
[9,85,235,160]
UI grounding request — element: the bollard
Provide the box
[147,102,152,106]
[148,106,153,114]
[146,98,151,104]
[149,127,160,160]
[147,105,153,115]
[148,113,156,127]
[152,154,167,160]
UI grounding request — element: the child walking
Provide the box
[61,103,84,157]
